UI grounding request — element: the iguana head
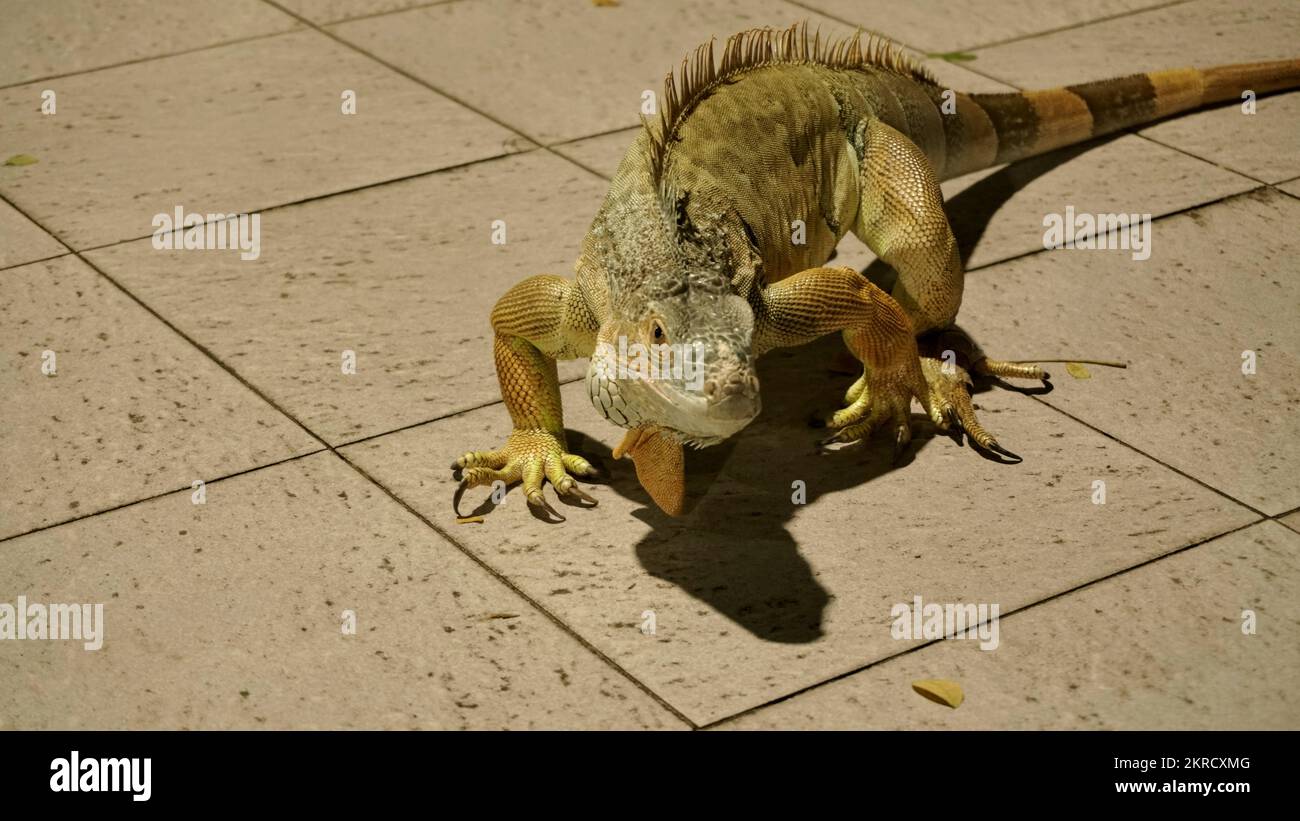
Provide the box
[585,188,760,450]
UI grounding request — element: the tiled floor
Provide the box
[2,0,1297,730]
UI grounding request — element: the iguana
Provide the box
[452,21,1299,521]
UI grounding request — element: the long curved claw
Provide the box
[452,478,471,518]
[919,354,1031,462]
[450,432,597,522]
[545,455,598,507]
[927,359,1024,463]
[526,489,566,523]
[983,440,1022,462]
[453,465,514,518]
[553,483,598,507]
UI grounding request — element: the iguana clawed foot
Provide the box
[451,429,601,523]
[915,329,1050,462]
[816,356,937,462]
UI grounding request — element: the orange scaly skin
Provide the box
[452,22,1300,520]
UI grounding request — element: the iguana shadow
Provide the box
[579,137,1112,643]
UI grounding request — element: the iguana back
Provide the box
[458,22,1299,520]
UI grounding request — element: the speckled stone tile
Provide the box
[551,129,641,180]
[0,256,320,539]
[724,521,1296,729]
[341,339,1255,725]
[1277,177,1300,199]
[971,0,1300,88]
[276,0,448,25]
[0,452,683,730]
[0,0,300,87]
[86,151,606,445]
[330,0,932,144]
[940,135,1258,271]
[1140,92,1300,185]
[0,29,523,249]
[1280,510,1300,534]
[0,199,65,269]
[795,0,1168,55]
[958,189,1300,516]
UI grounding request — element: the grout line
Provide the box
[0,448,328,545]
[333,375,585,450]
[547,124,641,149]
[0,28,304,92]
[1271,183,1300,203]
[0,192,329,454]
[781,0,1023,93]
[0,251,72,274]
[964,183,1267,275]
[64,148,536,256]
[5,184,690,726]
[7,3,1288,727]
[321,0,460,27]
[4,177,693,725]
[1022,391,1269,519]
[332,448,698,729]
[956,0,1195,54]
[1133,131,1274,186]
[702,514,1263,729]
[257,0,615,187]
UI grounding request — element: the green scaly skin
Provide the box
[452,22,1300,521]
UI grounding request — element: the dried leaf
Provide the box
[592,0,619,6]
[1065,362,1092,379]
[4,154,38,166]
[927,51,977,62]
[912,679,964,708]
[456,515,485,525]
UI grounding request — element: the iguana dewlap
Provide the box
[452,22,1300,521]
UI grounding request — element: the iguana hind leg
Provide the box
[853,118,1045,457]
[753,265,938,456]
[451,274,601,523]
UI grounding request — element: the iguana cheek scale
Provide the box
[451,21,1300,521]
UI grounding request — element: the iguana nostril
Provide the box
[705,372,757,404]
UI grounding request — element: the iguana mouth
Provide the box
[587,359,758,445]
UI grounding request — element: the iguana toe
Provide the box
[450,430,599,522]
[921,357,1023,463]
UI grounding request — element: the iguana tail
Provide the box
[940,60,1300,179]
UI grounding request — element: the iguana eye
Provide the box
[652,320,666,342]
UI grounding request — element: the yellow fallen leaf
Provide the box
[592,0,619,6]
[456,515,485,525]
[4,154,38,166]
[1065,362,1092,379]
[912,679,964,708]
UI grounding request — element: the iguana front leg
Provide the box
[754,266,939,456]
[853,118,1045,458]
[452,274,601,522]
